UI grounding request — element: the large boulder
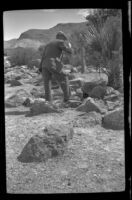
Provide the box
[5,89,31,107]
[17,124,74,163]
[76,97,106,114]
[89,85,107,99]
[102,107,124,130]
[28,100,62,116]
[73,111,102,128]
[82,78,108,95]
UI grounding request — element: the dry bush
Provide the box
[85,11,123,89]
[8,47,40,67]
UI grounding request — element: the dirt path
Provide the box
[5,83,125,193]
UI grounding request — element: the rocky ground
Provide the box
[5,66,125,193]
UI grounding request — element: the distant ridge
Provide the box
[4,21,88,50]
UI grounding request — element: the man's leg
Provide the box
[42,68,52,102]
[53,72,70,102]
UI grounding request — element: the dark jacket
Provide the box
[39,39,72,72]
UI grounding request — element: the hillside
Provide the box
[4,22,88,50]
[4,39,18,49]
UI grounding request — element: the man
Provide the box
[39,31,72,103]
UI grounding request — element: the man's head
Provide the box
[56,31,68,41]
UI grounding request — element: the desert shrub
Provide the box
[70,31,87,72]
[70,53,82,66]
[85,10,123,89]
[107,47,123,89]
[8,47,40,66]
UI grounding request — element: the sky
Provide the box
[3,9,93,41]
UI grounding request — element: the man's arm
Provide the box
[59,41,73,54]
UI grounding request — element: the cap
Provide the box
[56,31,68,41]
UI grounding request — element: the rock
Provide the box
[105,100,123,111]
[102,107,124,130]
[23,97,33,107]
[33,76,43,86]
[68,73,76,80]
[76,97,106,114]
[9,79,22,87]
[106,101,117,111]
[73,111,102,128]
[52,89,63,96]
[5,71,22,83]
[28,100,62,116]
[71,67,78,73]
[14,76,22,81]
[23,97,52,107]
[30,88,45,98]
[76,88,83,99]
[118,87,124,93]
[4,65,34,83]
[63,100,82,108]
[104,94,120,102]
[89,86,107,99]
[70,78,84,86]
[105,86,115,95]
[69,78,84,91]
[82,78,108,95]
[5,89,32,107]
[17,124,74,163]
[76,65,82,72]
[112,90,121,96]
[28,59,41,69]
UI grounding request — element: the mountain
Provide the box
[4,38,43,50]
[4,22,88,50]
[4,39,18,49]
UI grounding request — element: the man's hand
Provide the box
[59,40,73,55]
